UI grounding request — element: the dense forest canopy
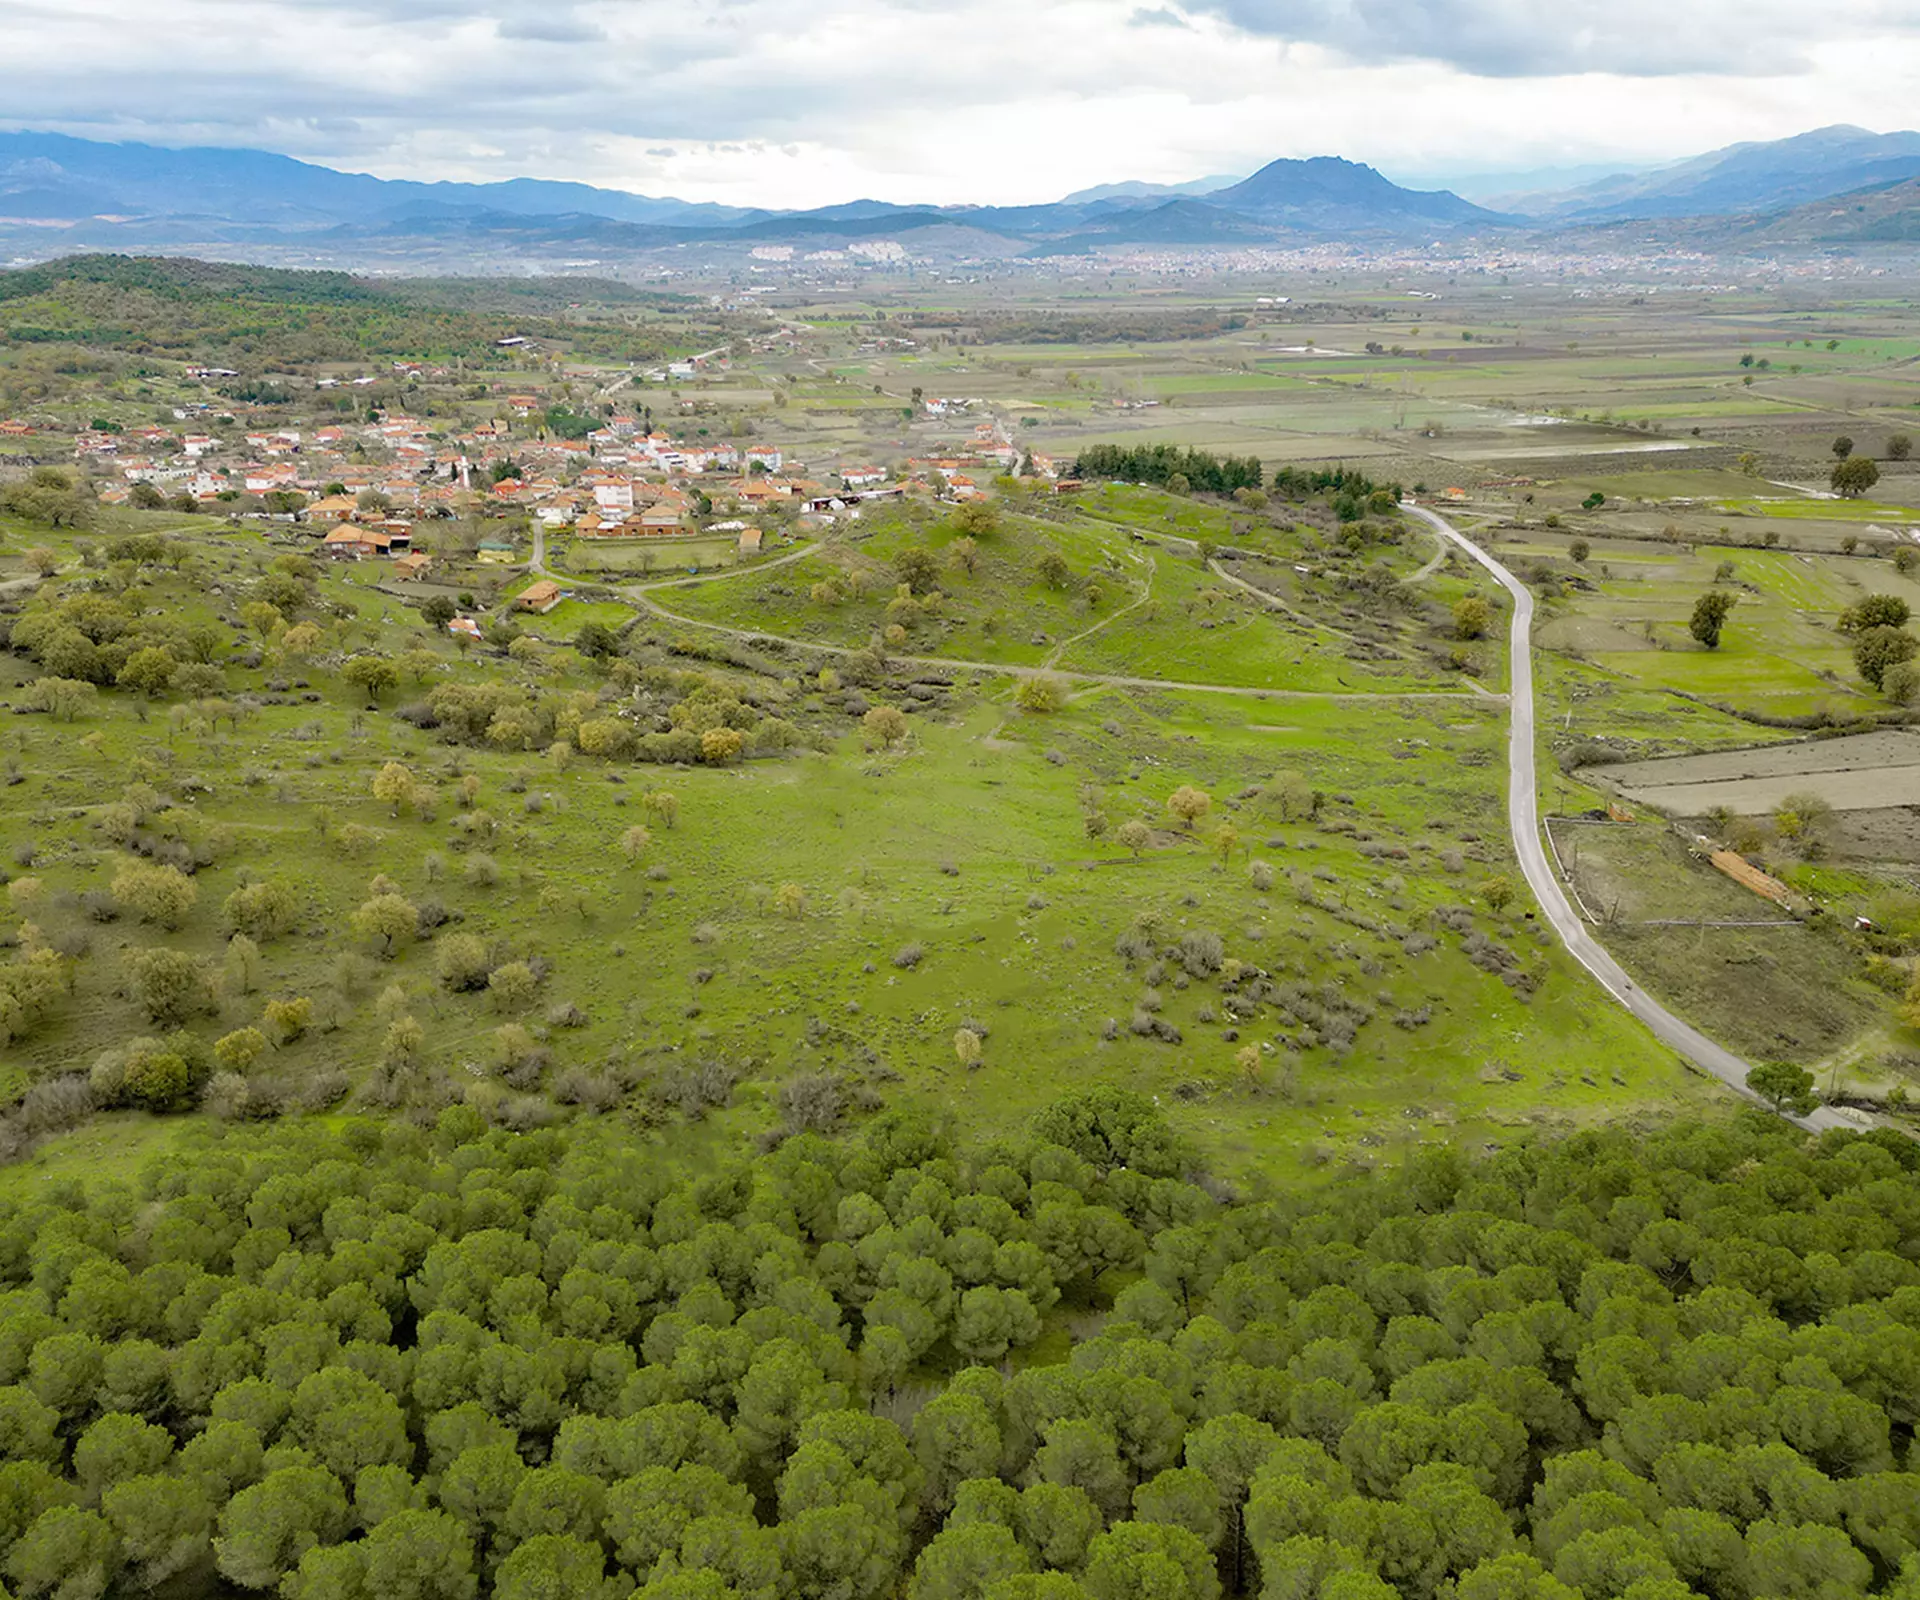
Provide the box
[0,1096,1914,1600]
[1071,447,1265,495]
[0,257,696,365]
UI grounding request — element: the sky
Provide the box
[2,0,1920,205]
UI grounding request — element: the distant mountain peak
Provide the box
[1211,157,1504,228]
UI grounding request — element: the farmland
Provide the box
[1583,730,1920,817]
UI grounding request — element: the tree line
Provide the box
[1071,448,1265,495]
[0,1093,1914,1600]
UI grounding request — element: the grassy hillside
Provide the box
[0,492,1705,1185]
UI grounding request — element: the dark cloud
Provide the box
[1175,0,1894,76]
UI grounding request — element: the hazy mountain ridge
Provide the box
[8,126,1920,261]
[0,133,1500,251]
[1508,125,1920,221]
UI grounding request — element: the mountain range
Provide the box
[4,125,1920,262]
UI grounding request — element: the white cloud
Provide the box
[1,0,1918,204]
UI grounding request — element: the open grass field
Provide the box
[550,533,745,573]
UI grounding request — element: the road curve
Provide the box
[1404,503,1848,1134]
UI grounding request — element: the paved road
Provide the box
[1404,504,1850,1133]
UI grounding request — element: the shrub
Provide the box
[123,948,218,1027]
[1177,929,1225,976]
[1014,676,1066,714]
[487,961,539,1010]
[779,1072,847,1134]
[223,880,298,941]
[262,996,313,1044]
[436,934,492,992]
[213,1027,267,1074]
[112,861,197,929]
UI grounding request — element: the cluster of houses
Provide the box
[2,387,1063,576]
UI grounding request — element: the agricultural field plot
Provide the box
[1603,917,1886,1067]
[551,534,744,574]
[1536,653,1791,774]
[1582,730,1920,817]
[1531,814,1885,1066]
[1517,536,1891,716]
[1544,815,1798,924]
[1046,560,1453,694]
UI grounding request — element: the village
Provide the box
[0,358,1072,595]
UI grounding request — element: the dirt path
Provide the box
[1206,556,1390,655]
[1046,547,1156,670]
[626,556,1491,703]
[625,542,821,594]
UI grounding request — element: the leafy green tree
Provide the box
[360,1509,477,1600]
[1689,591,1735,649]
[896,549,940,594]
[953,1288,1039,1365]
[1453,597,1492,640]
[777,1502,899,1600]
[215,1465,352,1590]
[224,880,298,941]
[124,949,217,1029]
[1833,455,1880,497]
[116,646,178,699]
[288,1368,411,1480]
[112,861,197,928]
[914,1391,1002,1517]
[496,1534,617,1600]
[27,1335,105,1424]
[1746,1061,1819,1117]
[911,1522,1030,1600]
[351,894,418,959]
[1083,1521,1221,1600]
[1134,1467,1224,1547]
[503,1466,604,1549]
[1036,1419,1130,1523]
[574,621,619,661]
[74,1414,173,1498]
[1838,594,1910,634]
[342,655,399,704]
[5,1506,120,1600]
[102,1473,215,1589]
[1854,625,1918,690]
[606,1464,753,1572]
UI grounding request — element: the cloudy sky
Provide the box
[3,0,1919,204]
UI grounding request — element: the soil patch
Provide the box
[1586,730,1920,815]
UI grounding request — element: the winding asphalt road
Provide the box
[1405,504,1848,1133]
